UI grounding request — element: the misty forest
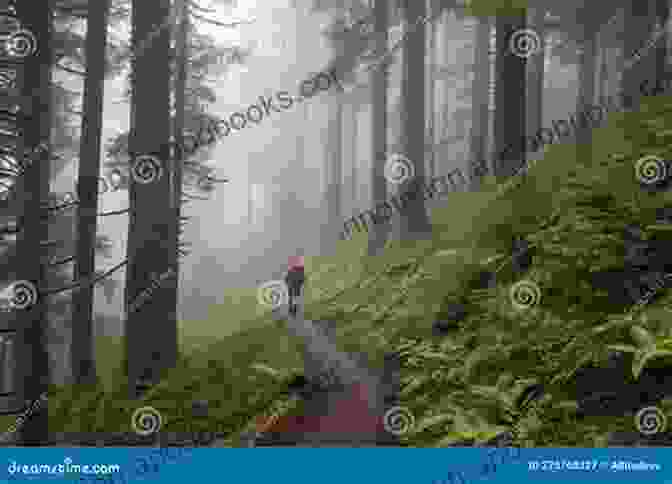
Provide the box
[1,0,672,447]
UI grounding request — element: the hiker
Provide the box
[285,253,305,316]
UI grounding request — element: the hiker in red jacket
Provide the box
[285,253,305,316]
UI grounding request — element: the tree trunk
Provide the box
[247,181,253,226]
[350,103,358,217]
[526,6,545,154]
[596,26,608,103]
[621,0,658,109]
[167,0,188,348]
[72,0,111,386]
[653,0,670,83]
[323,0,348,254]
[125,0,177,399]
[493,12,526,179]
[324,96,342,253]
[391,0,433,241]
[14,0,53,445]
[367,0,389,256]
[437,1,458,172]
[575,27,598,151]
[426,0,436,180]
[469,15,491,189]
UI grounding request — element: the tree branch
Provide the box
[181,192,208,201]
[189,11,255,28]
[188,1,216,13]
[42,259,129,297]
[40,239,64,248]
[98,208,130,217]
[43,199,78,214]
[55,63,86,76]
[48,255,76,267]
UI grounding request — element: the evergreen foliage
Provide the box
[40,88,672,446]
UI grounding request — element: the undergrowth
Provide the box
[42,92,672,447]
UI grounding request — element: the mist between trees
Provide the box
[342,79,659,242]
[342,168,469,240]
[123,68,342,187]
[497,74,671,189]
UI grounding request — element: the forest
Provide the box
[0,0,671,449]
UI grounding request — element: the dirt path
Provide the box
[239,303,398,446]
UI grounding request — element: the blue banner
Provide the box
[0,448,669,484]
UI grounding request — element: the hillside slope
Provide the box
[38,90,672,447]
